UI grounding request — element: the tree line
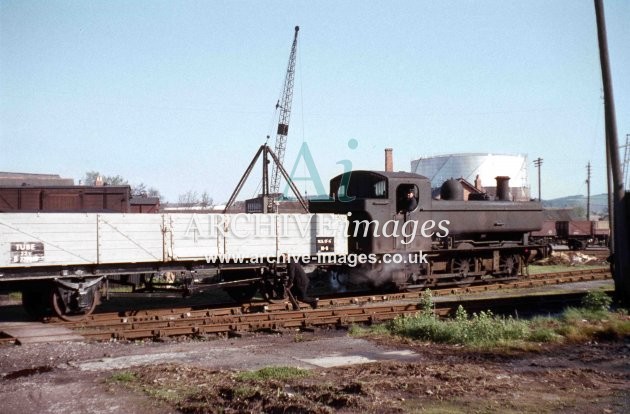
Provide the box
[82,171,213,206]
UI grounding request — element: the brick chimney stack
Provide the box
[385,148,393,172]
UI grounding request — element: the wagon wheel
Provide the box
[450,256,475,287]
[224,283,259,303]
[259,278,287,301]
[51,284,100,322]
[142,273,159,291]
[499,253,521,277]
[255,267,289,302]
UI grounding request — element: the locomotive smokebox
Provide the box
[495,176,511,201]
[440,179,463,200]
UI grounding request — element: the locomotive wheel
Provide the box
[451,256,475,287]
[21,288,53,319]
[408,267,431,289]
[51,285,100,322]
[499,254,521,277]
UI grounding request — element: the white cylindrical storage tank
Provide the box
[410,153,531,201]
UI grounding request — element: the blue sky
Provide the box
[1,1,629,203]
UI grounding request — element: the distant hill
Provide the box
[543,193,608,214]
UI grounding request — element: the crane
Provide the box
[268,26,299,212]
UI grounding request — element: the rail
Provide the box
[55,268,611,342]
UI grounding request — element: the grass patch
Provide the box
[142,385,198,405]
[109,371,137,383]
[112,365,348,413]
[354,289,629,348]
[349,323,390,336]
[235,366,310,382]
[388,307,530,348]
[562,306,610,323]
[527,264,606,274]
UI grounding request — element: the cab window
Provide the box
[396,184,419,213]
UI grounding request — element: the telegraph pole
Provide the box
[622,134,630,190]
[595,0,630,305]
[586,162,591,220]
[534,157,543,201]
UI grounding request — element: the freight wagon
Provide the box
[531,219,610,249]
[0,186,160,213]
[0,212,347,319]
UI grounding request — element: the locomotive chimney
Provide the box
[495,176,511,201]
[385,148,393,172]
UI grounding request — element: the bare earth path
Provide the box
[1,329,628,413]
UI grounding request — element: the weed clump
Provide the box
[109,371,137,383]
[236,366,310,382]
[353,289,628,348]
[389,305,529,347]
[580,290,612,311]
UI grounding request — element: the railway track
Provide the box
[0,268,612,344]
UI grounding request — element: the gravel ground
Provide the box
[0,328,628,413]
[0,275,626,413]
[0,330,422,413]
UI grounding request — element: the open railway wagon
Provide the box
[531,219,610,250]
[0,213,348,320]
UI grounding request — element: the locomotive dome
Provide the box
[410,153,531,201]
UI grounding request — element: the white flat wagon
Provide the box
[0,212,348,319]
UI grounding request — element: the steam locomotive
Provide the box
[309,170,548,289]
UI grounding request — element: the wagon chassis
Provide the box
[1,258,307,320]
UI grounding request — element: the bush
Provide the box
[581,290,612,311]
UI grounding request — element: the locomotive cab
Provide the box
[309,170,433,254]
